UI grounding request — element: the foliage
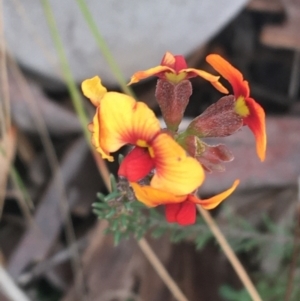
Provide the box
[93,174,295,251]
[218,213,299,301]
[92,174,214,245]
[92,174,299,300]
[220,270,300,301]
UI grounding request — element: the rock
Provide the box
[4,0,247,88]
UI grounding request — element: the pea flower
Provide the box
[82,76,204,196]
[82,52,265,227]
[131,180,239,225]
[128,51,228,132]
[206,54,267,161]
[128,51,228,91]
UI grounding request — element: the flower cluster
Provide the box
[82,52,266,226]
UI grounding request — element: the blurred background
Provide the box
[1,0,300,300]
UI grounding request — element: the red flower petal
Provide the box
[118,147,154,181]
[244,98,267,161]
[165,203,180,223]
[173,55,188,72]
[165,201,196,226]
[176,201,196,225]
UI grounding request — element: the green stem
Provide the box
[41,0,91,142]
[10,166,34,210]
[75,0,135,97]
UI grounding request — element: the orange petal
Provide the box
[81,76,107,106]
[206,54,249,97]
[244,98,267,161]
[130,182,186,207]
[190,179,239,209]
[96,92,160,160]
[128,65,173,85]
[184,68,229,94]
[150,134,205,195]
[161,51,176,68]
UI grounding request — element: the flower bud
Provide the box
[187,95,243,138]
[182,135,233,173]
[155,79,192,132]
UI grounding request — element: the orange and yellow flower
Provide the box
[206,54,267,161]
[82,76,204,195]
[119,133,205,195]
[128,51,228,93]
[131,180,239,225]
[83,52,264,226]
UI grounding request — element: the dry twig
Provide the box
[0,265,31,301]
[197,205,263,301]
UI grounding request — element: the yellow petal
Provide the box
[128,66,173,85]
[165,72,187,84]
[150,134,205,195]
[191,179,240,209]
[94,92,160,159]
[90,107,114,161]
[81,76,107,106]
[130,182,186,207]
[184,68,229,94]
[234,96,250,117]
